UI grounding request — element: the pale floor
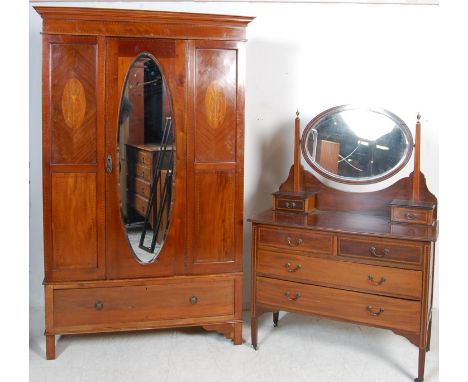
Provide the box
[30,308,438,382]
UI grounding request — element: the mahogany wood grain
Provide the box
[105,38,180,279]
[256,249,423,300]
[249,209,438,243]
[391,206,434,226]
[337,235,424,267]
[46,335,55,360]
[186,40,245,275]
[258,226,333,255]
[35,7,253,41]
[293,112,301,192]
[413,117,421,201]
[53,279,234,328]
[279,166,437,218]
[256,277,421,333]
[49,35,97,165]
[38,6,251,358]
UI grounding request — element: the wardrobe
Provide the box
[35,6,253,359]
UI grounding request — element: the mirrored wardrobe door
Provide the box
[105,38,186,279]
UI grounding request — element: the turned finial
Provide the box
[417,112,421,121]
[296,109,300,118]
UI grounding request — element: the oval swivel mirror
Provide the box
[301,105,413,184]
[117,53,175,264]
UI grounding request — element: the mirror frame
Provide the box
[300,105,414,185]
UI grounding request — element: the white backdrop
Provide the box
[29,1,439,310]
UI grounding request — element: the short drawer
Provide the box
[276,198,304,212]
[337,235,423,266]
[128,192,150,217]
[391,206,434,226]
[53,279,235,328]
[128,148,154,166]
[258,227,333,255]
[132,163,153,182]
[129,177,151,199]
[256,277,420,333]
[256,249,422,299]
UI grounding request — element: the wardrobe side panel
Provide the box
[43,35,105,282]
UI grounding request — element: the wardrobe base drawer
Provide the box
[256,277,420,333]
[52,277,235,329]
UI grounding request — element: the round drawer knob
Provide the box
[94,301,104,311]
[189,296,198,305]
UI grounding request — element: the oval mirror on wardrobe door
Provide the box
[117,53,175,264]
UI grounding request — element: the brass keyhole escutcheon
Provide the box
[189,296,198,305]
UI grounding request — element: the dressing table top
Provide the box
[249,208,438,242]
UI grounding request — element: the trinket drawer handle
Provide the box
[367,275,386,286]
[94,301,104,311]
[284,292,301,301]
[369,246,390,258]
[285,201,297,209]
[189,296,198,305]
[286,236,303,247]
[405,212,417,220]
[285,262,302,272]
[366,305,384,316]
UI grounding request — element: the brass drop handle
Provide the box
[286,236,303,247]
[366,305,384,316]
[285,262,302,272]
[367,275,386,286]
[284,291,301,301]
[405,212,417,220]
[369,246,390,258]
[285,201,297,209]
[189,296,198,305]
[94,301,104,311]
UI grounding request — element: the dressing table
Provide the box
[249,106,437,382]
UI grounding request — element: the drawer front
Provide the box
[128,192,150,217]
[128,148,154,166]
[258,227,333,255]
[276,198,304,212]
[133,163,153,182]
[338,236,423,266]
[391,206,433,225]
[129,178,151,199]
[256,249,422,299]
[53,279,235,328]
[256,277,420,333]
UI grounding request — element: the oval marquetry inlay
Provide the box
[61,78,86,129]
[205,81,226,129]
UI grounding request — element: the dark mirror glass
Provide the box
[301,106,413,184]
[117,53,175,263]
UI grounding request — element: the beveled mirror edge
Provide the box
[300,105,414,185]
[116,51,176,265]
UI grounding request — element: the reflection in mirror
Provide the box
[301,106,413,184]
[117,53,174,263]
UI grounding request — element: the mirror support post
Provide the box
[412,113,421,201]
[293,110,302,192]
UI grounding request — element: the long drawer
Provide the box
[337,235,424,267]
[256,277,421,333]
[53,278,235,328]
[256,249,422,300]
[258,226,333,255]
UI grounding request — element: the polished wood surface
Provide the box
[258,226,333,254]
[38,6,252,359]
[256,249,423,300]
[53,278,235,328]
[256,277,421,333]
[34,6,254,41]
[250,112,437,381]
